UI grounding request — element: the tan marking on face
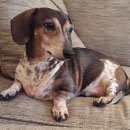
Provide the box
[63,20,73,48]
[34,17,66,59]
[30,31,51,63]
[63,20,72,29]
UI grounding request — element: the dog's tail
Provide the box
[110,76,130,104]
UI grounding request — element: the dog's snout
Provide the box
[63,49,75,59]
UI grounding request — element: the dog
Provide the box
[0,8,130,122]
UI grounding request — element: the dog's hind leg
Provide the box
[92,60,128,107]
[93,80,121,107]
[0,80,22,101]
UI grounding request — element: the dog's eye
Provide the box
[68,27,73,34]
[44,22,55,31]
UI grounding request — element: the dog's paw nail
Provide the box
[55,117,63,122]
[53,112,69,122]
[0,94,4,100]
[93,101,98,106]
[15,91,19,96]
[65,114,68,120]
[54,115,68,122]
[6,94,10,100]
[93,101,106,107]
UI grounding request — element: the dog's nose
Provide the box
[63,49,75,59]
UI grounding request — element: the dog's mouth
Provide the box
[46,49,74,61]
[46,50,66,61]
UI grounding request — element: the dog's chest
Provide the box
[15,53,64,100]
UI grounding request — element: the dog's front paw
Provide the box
[52,106,69,122]
[0,89,19,101]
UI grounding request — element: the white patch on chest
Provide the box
[83,59,119,96]
[15,52,64,100]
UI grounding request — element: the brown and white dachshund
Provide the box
[0,8,130,122]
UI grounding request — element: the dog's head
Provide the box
[11,8,74,60]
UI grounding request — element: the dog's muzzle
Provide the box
[63,49,75,59]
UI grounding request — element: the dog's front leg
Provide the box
[0,80,22,101]
[52,96,69,122]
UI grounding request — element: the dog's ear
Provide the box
[11,8,38,45]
